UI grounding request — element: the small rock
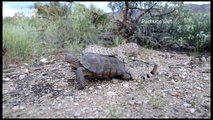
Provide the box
[171,91,181,97]
[175,86,180,89]
[3,90,9,94]
[204,77,210,80]
[97,86,102,89]
[165,53,171,58]
[123,83,129,88]
[183,102,192,107]
[126,113,131,117]
[199,83,205,88]
[107,91,117,96]
[56,97,61,100]
[66,96,72,99]
[206,57,210,62]
[147,89,152,94]
[73,111,81,118]
[74,102,79,106]
[200,56,206,63]
[19,74,26,80]
[129,100,135,105]
[157,71,163,75]
[89,87,93,91]
[140,84,144,88]
[58,103,62,107]
[126,93,135,100]
[33,62,41,67]
[194,86,202,90]
[94,90,98,94]
[81,110,86,114]
[202,104,210,110]
[179,74,186,79]
[42,72,48,76]
[112,79,119,84]
[183,61,190,65]
[20,106,25,110]
[189,108,195,113]
[82,107,89,112]
[158,78,162,81]
[94,111,99,117]
[169,79,176,85]
[203,63,210,67]
[12,106,19,112]
[162,89,172,93]
[24,68,29,73]
[40,57,48,63]
[94,110,99,115]
[201,98,210,111]
[135,100,143,105]
[107,86,111,89]
[3,77,11,81]
[171,43,180,50]
[144,100,148,104]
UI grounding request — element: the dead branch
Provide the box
[3,68,16,73]
[135,3,157,23]
[30,29,46,32]
[129,7,160,12]
[150,9,176,17]
[123,1,129,24]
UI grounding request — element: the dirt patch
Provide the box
[3,48,210,118]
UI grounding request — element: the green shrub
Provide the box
[3,16,42,66]
[174,12,210,51]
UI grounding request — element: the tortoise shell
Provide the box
[80,53,126,78]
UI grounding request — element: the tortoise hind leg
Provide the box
[76,67,92,90]
[121,73,132,81]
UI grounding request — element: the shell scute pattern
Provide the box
[79,53,126,77]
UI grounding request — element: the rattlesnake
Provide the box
[83,43,139,62]
[82,43,158,80]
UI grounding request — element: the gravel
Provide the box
[3,48,210,118]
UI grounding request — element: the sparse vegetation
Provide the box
[113,37,124,46]
[3,15,43,66]
[3,1,210,66]
[107,105,123,118]
[149,94,166,109]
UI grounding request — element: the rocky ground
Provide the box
[2,47,211,118]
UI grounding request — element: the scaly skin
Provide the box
[65,52,132,89]
[82,43,139,56]
[82,43,158,80]
[68,64,158,80]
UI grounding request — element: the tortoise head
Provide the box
[65,52,79,69]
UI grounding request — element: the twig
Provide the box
[30,29,45,32]
[3,68,16,73]
[129,58,151,65]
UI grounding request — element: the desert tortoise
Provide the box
[65,52,132,89]
[82,43,158,80]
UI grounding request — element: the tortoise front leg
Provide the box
[76,67,92,90]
